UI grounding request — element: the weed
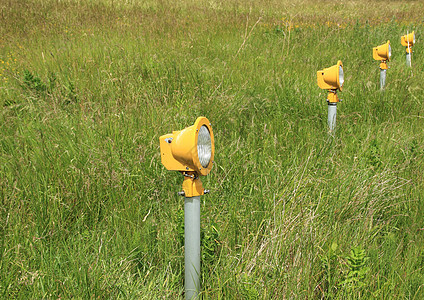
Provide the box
[201,223,220,267]
[341,246,370,292]
[319,241,341,297]
[177,209,185,247]
[22,69,46,93]
[368,138,381,169]
[64,80,78,104]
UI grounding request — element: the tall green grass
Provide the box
[1,0,424,298]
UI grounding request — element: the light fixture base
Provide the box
[380,61,388,70]
[182,172,204,197]
[327,90,340,103]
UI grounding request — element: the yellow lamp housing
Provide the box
[401,31,415,48]
[160,116,215,176]
[373,40,391,61]
[317,60,344,91]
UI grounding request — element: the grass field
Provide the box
[1,0,424,298]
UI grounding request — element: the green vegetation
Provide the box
[1,0,424,298]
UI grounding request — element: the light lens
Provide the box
[413,33,415,44]
[388,44,392,59]
[197,125,212,168]
[338,65,344,88]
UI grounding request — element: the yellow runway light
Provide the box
[401,31,415,67]
[401,31,415,52]
[373,40,391,62]
[373,41,391,89]
[317,60,344,91]
[160,117,215,299]
[317,60,345,132]
[160,116,215,176]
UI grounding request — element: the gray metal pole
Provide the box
[184,196,201,300]
[406,53,412,67]
[380,68,386,90]
[328,103,337,132]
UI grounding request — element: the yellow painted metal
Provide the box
[317,60,343,91]
[379,61,388,70]
[159,116,215,176]
[182,173,204,197]
[373,40,390,61]
[327,91,339,103]
[160,133,188,171]
[401,31,415,47]
[401,31,415,53]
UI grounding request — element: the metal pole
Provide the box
[406,52,412,67]
[184,196,201,300]
[328,103,337,132]
[380,68,386,90]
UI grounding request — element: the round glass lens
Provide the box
[197,125,212,168]
[413,33,415,44]
[339,65,344,88]
[388,44,392,59]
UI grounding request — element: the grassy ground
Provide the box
[1,0,424,298]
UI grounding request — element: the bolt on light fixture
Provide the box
[317,60,344,132]
[401,31,415,67]
[159,116,215,300]
[373,40,391,89]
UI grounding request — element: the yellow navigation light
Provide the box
[317,60,344,91]
[373,40,391,61]
[160,116,215,176]
[401,31,415,50]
